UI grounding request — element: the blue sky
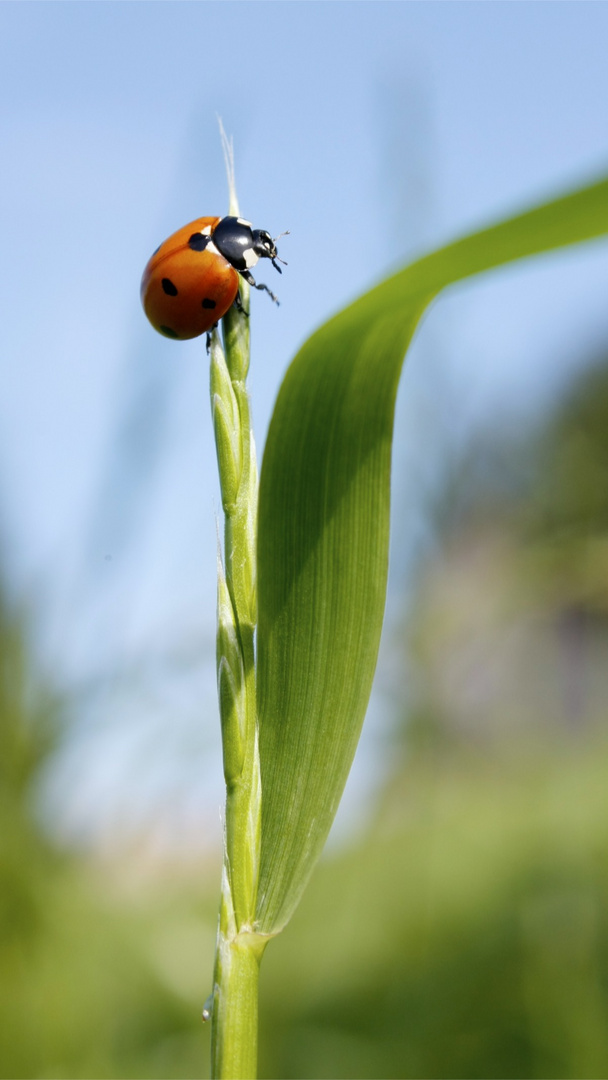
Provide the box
[2,2,608,851]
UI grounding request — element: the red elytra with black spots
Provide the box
[141,216,239,340]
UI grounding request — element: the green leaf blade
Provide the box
[256,174,608,935]
[256,295,426,934]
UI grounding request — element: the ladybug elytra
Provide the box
[141,215,286,340]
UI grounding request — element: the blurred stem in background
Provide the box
[0,577,218,1079]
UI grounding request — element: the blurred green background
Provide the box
[3,344,608,1079]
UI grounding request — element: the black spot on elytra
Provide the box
[159,325,179,339]
[189,233,209,252]
[202,298,216,309]
[162,278,178,296]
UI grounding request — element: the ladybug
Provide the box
[141,215,286,340]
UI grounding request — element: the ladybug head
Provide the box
[252,229,277,260]
[252,229,288,274]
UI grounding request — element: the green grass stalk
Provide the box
[209,228,266,1073]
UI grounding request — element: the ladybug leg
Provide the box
[233,290,249,318]
[205,322,219,353]
[239,269,279,306]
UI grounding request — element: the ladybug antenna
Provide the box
[271,232,289,273]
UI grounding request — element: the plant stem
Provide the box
[211,873,267,1079]
[210,282,265,1078]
